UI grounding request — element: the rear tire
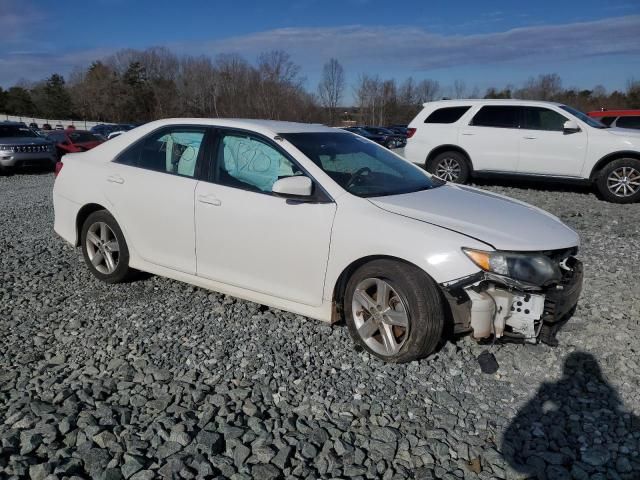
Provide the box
[427,151,470,184]
[596,158,640,203]
[344,259,445,363]
[81,210,133,283]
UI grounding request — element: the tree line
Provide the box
[1,46,638,126]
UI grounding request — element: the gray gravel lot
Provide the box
[1,172,639,480]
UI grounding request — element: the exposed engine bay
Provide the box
[442,250,583,345]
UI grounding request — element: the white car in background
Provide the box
[404,99,640,203]
[53,119,583,362]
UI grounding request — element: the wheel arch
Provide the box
[426,144,473,171]
[331,254,452,321]
[75,203,109,246]
[589,150,640,181]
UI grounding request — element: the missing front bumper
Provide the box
[442,257,583,345]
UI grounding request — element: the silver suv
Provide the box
[0,122,57,173]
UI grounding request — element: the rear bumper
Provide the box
[441,256,583,344]
[53,192,81,246]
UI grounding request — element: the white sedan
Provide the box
[53,119,583,362]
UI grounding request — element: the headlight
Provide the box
[463,248,561,286]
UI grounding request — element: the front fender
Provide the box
[323,195,488,301]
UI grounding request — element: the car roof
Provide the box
[139,118,336,135]
[587,109,640,117]
[422,99,565,108]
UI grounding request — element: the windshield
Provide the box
[0,125,39,138]
[560,105,607,129]
[281,132,442,197]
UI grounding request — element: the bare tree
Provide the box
[415,79,440,103]
[317,58,345,125]
[452,80,467,99]
[517,73,562,101]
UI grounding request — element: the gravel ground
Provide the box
[1,171,639,480]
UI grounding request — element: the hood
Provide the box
[369,184,579,251]
[0,136,52,146]
[605,128,640,139]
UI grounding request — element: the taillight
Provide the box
[406,128,416,138]
[54,161,63,177]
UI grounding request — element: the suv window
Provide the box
[116,127,206,178]
[470,106,520,128]
[425,106,471,124]
[598,116,616,126]
[615,116,640,129]
[522,107,568,131]
[215,133,302,193]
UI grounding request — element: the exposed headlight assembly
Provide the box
[463,248,561,287]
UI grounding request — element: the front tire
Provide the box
[344,259,445,363]
[427,151,470,184]
[81,210,133,283]
[596,158,640,203]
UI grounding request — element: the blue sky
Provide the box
[1,0,639,100]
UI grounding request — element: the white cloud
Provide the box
[185,15,640,70]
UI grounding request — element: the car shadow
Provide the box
[0,165,55,177]
[471,177,595,196]
[501,351,639,478]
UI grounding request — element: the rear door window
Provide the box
[470,106,521,129]
[425,106,471,124]
[115,126,207,178]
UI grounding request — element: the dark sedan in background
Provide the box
[342,126,406,149]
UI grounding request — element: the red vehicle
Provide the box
[45,130,103,158]
[587,109,640,130]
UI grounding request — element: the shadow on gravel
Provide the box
[472,177,595,196]
[0,166,54,177]
[502,352,639,478]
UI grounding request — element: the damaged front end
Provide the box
[442,248,583,345]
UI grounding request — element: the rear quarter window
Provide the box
[615,116,640,129]
[425,106,471,124]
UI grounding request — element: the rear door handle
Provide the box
[106,174,124,184]
[523,136,537,140]
[461,132,474,136]
[197,194,221,206]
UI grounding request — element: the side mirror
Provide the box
[563,120,580,134]
[272,176,313,198]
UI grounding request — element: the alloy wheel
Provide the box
[434,157,461,182]
[607,166,640,198]
[86,222,120,274]
[351,278,410,357]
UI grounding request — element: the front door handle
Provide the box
[523,136,537,140]
[461,132,474,136]
[197,194,221,206]
[106,174,124,184]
